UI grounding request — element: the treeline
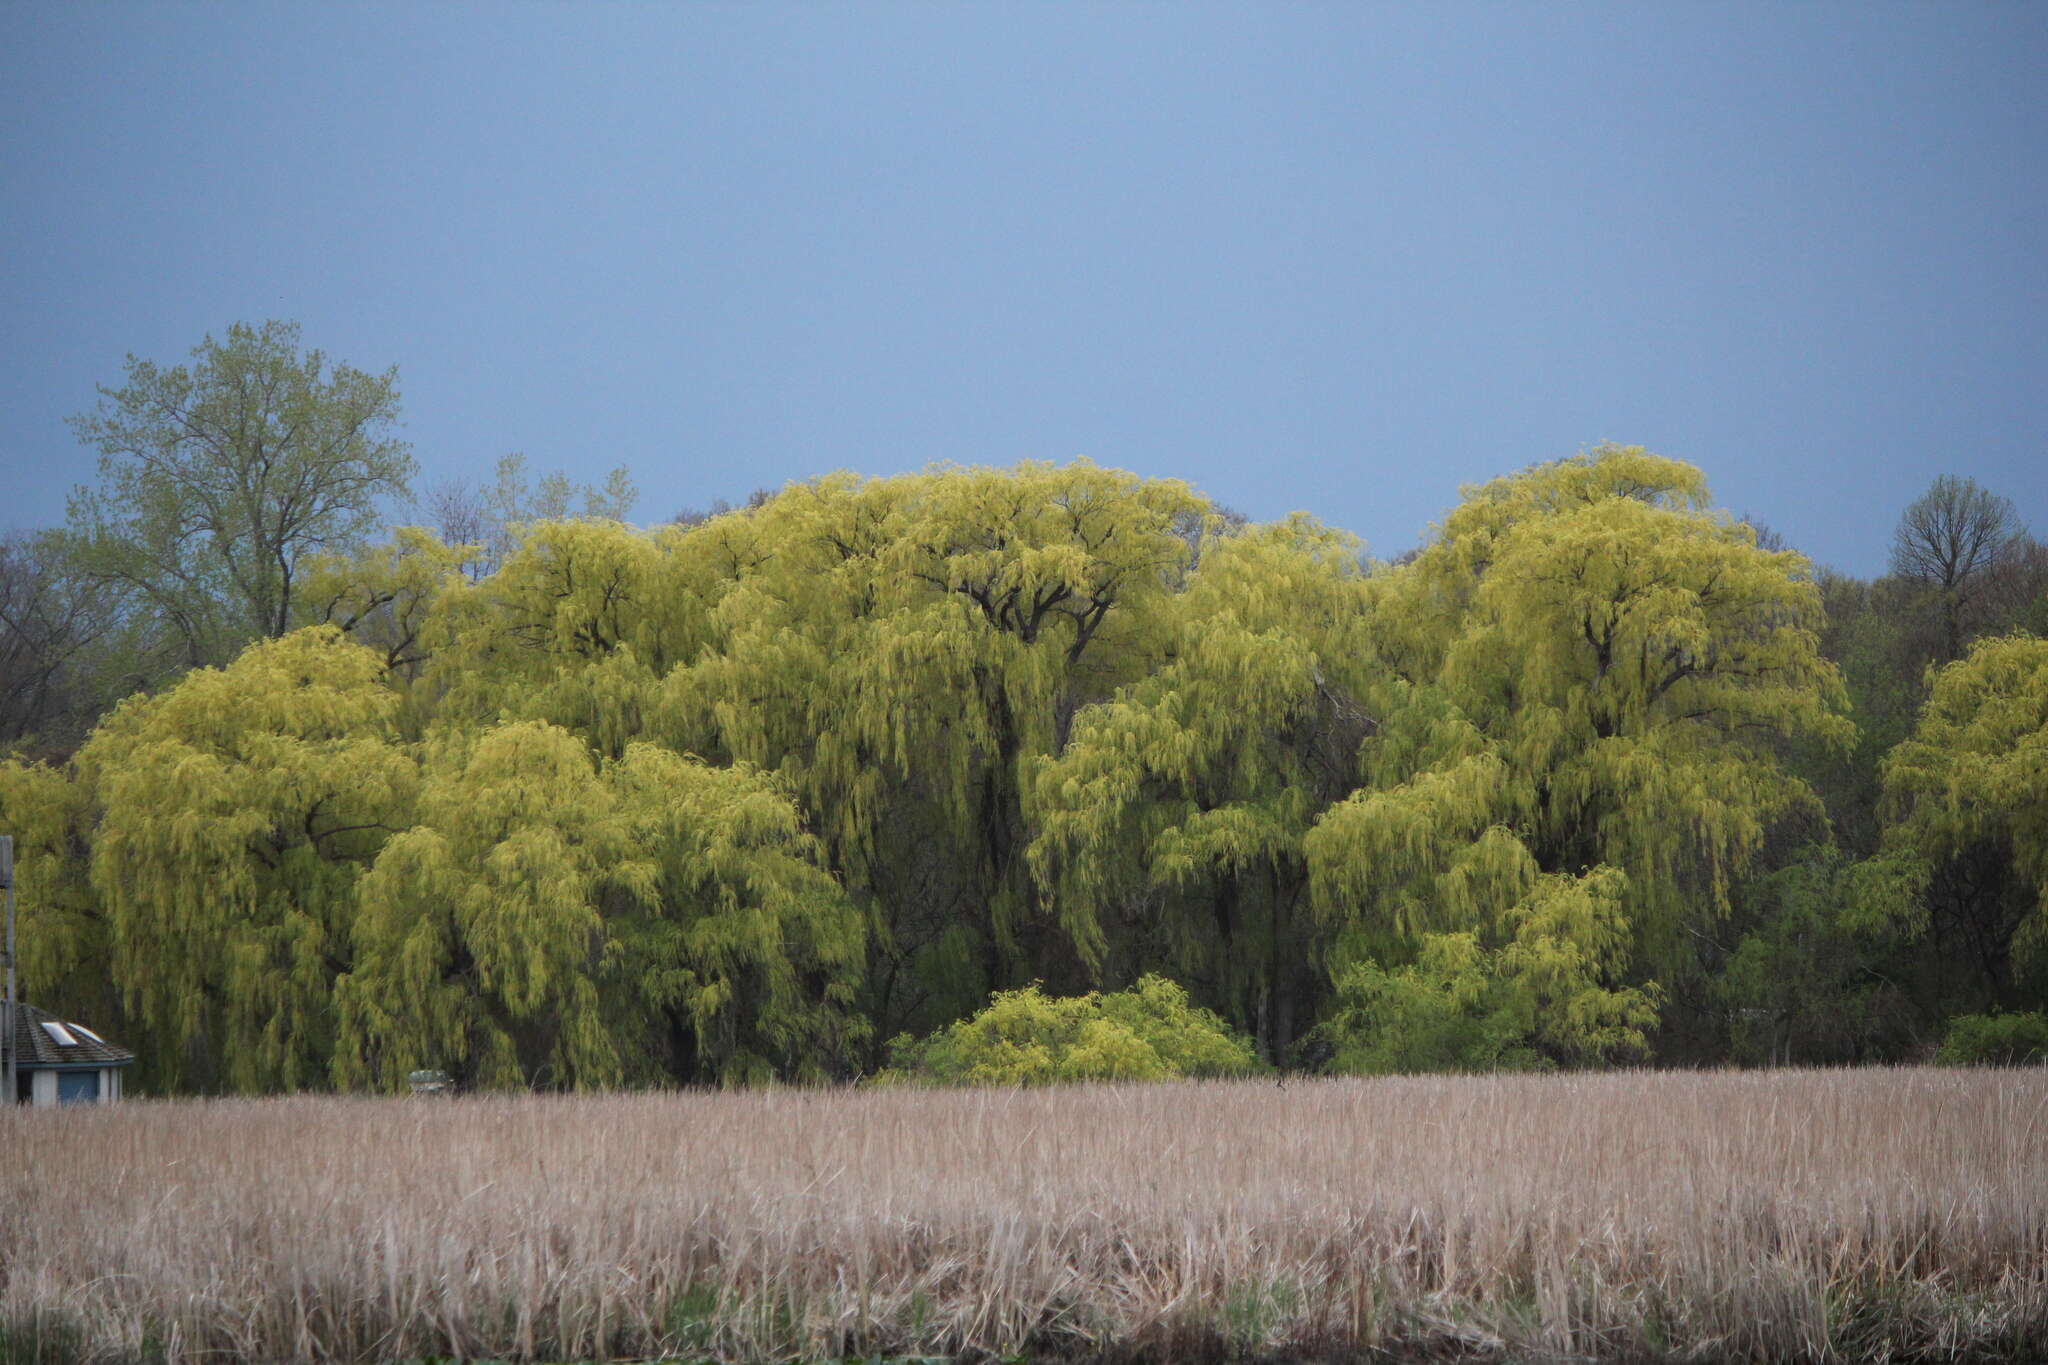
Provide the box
[1,324,2043,1091]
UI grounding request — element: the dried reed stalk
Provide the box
[4,1069,2045,1362]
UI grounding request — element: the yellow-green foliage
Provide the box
[651,461,1211,1037]
[2,454,1874,1089]
[298,525,474,678]
[7,461,1235,1088]
[339,725,863,1090]
[1317,867,1660,1074]
[0,758,111,1028]
[1936,1011,2048,1065]
[1031,517,1375,1055]
[73,628,417,1090]
[414,517,689,759]
[885,975,1262,1084]
[1311,446,1849,1008]
[1883,633,2048,968]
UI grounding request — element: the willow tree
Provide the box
[1031,517,1377,1059]
[0,758,116,1034]
[73,627,415,1089]
[337,722,864,1090]
[1306,447,1850,1062]
[652,461,1212,1047]
[1882,632,2048,1005]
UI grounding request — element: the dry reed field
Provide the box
[4,1070,2046,1364]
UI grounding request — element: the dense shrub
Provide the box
[1311,874,1659,1076]
[881,975,1263,1084]
[1311,935,1548,1075]
[1937,1012,2048,1065]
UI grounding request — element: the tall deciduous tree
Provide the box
[65,321,415,665]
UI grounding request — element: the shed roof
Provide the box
[7,1002,135,1068]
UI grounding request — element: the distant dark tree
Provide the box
[423,478,496,582]
[1978,534,2048,639]
[1736,513,1789,554]
[1715,847,1922,1065]
[0,533,117,755]
[1889,475,2025,662]
[671,499,733,529]
[1170,500,1251,568]
[1792,569,1923,856]
[424,453,637,580]
[672,486,776,528]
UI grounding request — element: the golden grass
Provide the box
[3,1069,2045,1363]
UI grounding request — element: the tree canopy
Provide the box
[3,424,2041,1089]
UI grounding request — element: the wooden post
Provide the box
[2,835,15,1106]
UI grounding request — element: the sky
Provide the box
[3,2,2044,576]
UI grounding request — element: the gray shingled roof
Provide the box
[7,1002,135,1068]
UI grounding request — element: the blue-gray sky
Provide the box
[5,2,2044,575]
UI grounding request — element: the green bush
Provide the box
[1312,934,1548,1075]
[881,974,1263,1085]
[1311,888,1659,1077]
[1936,1012,2048,1065]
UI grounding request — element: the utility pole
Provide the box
[2,835,14,1106]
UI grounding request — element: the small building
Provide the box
[8,1002,135,1107]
